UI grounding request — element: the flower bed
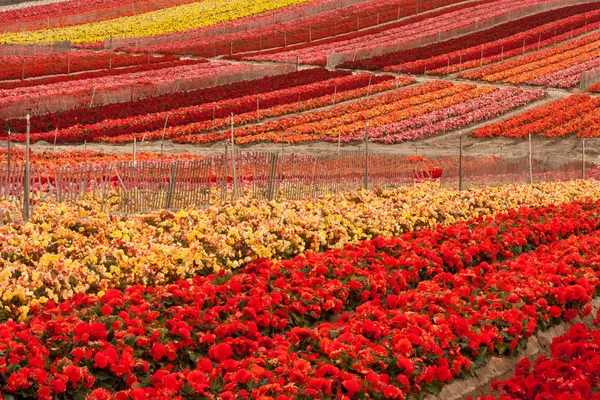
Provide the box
[2,180,600,320]
[0,0,313,44]
[0,51,182,81]
[239,0,553,65]
[2,68,347,135]
[486,320,600,399]
[2,200,600,398]
[0,148,202,167]
[0,61,251,108]
[472,94,600,139]
[344,87,546,144]
[341,4,600,72]
[0,59,203,91]
[141,0,462,58]
[0,0,200,33]
[108,76,411,144]
[460,31,600,88]
[173,81,545,145]
[4,72,399,144]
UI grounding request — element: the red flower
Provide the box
[549,306,562,318]
[397,356,414,376]
[187,370,210,394]
[90,322,107,340]
[88,388,112,400]
[563,309,578,320]
[151,342,167,361]
[50,378,66,394]
[342,379,361,394]
[71,348,85,361]
[209,343,233,362]
[94,352,108,369]
[36,386,52,400]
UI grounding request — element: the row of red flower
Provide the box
[139,0,461,58]
[2,200,600,398]
[1,68,350,135]
[341,3,600,72]
[484,318,600,399]
[0,51,181,81]
[0,59,204,92]
[0,61,247,114]
[473,94,600,139]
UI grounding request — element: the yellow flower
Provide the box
[0,0,312,45]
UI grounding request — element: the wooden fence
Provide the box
[0,151,596,222]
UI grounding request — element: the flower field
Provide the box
[139,0,463,58]
[0,51,184,81]
[0,0,313,44]
[0,61,251,110]
[2,181,600,398]
[2,70,402,144]
[473,95,600,139]
[235,0,557,65]
[4,0,600,398]
[0,0,201,34]
[341,4,600,74]
[459,30,600,88]
[172,81,546,145]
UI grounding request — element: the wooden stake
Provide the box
[23,110,31,221]
[582,139,586,180]
[528,134,533,184]
[230,113,238,199]
[364,121,369,190]
[459,132,463,191]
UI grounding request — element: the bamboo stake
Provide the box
[230,113,238,200]
[23,110,31,221]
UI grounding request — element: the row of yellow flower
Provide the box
[2,180,600,321]
[0,0,311,45]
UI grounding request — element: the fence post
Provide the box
[364,121,369,190]
[89,86,97,108]
[582,139,586,180]
[230,113,238,200]
[6,129,10,199]
[160,113,170,162]
[267,153,279,201]
[53,127,58,151]
[528,133,533,184]
[459,132,463,191]
[165,163,176,209]
[23,110,31,221]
